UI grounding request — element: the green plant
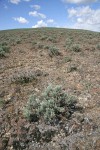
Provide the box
[1,41,8,46]
[71,44,81,52]
[40,35,48,40]
[23,85,77,123]
[0,45,10,57]
[97,44,100,50]
[16,38,21,44]
[0,46,5,57]
[0,98,5,108]
[47,36,57,43]
[2,46,10,53]
[12,70,37,84]
[65,38,73,46]
[32,41,37,45]
[63,56,71,62]
[44,45,50,49]
[37,42,44,49]
[48,46,60,57]
[67,64,77,72]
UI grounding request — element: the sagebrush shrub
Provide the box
[0,44,10,57]
[71,44,81,52]
[0,47,5,57]
[0,98,5,107]
[48,46,60,57]
[11,70,37,84]
[16,38,21,44]
[67,64,77,73]
[23,85,77,123]
[97,44,100,50]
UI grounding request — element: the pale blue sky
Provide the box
[0,0,100,31]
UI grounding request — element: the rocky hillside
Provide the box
[0,28,100,150]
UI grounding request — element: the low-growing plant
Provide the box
[1,41,8,46]
[0,98,5,108]
[65,38,73,46]
[63,56,72,63]
[97,44,100,50]
[40,35,48,40]
[0,44,10,57]
[0,46,5,57]
[16,38,21,44]
[37,42,44,49]
[44,45,50,49]
[67,64,77,72]
[48,46,60,57]
[47,37,57,43]
[64,38,73,50]
[11,70,37,84]
[23,85,77,123]
[2,46,10,53]
[71,44,81,52]
[32,41,37,45]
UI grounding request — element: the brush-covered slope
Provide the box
[0,28,100,150]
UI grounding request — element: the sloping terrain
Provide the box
[0,28,100,150]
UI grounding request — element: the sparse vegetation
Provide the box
[16,38,21,44]
[97,44,100,50]
[0,44,10,57]
[67,64,77,72]
[11,70,37,84]
[65,38,73,49]
[32,41,37,45]
[44,45,50,49]
[40,35,48,40]
[47,36,57,43]
[48,46,60,57]
[37,42,44,49]
[0,28,100,150]
[23,85,77,123]
[63,56,72,62]
[71,44,81,52]
[0,98,5,107]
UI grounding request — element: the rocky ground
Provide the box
[0,28,100,150]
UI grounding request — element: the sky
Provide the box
[0,0,100,31]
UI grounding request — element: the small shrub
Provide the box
[16,38,21,44]
[23,85,77,123]
[63,56,71,63]
[67,64,77,72]
[47,37,57,43]
[0,47,5,57]
[48,46,60,57]
[44,45,50,49]
[11,70,37,84]
[71,44,81,52]
[97,44,100,50]
[40,35,48,40]
[0,45,10,57]
[65,39,73,46]
[1,41,8,46]
[2,46,10,53]
[32,41,37,45]
[37,42,44,49]
[0,98,5,108]
[64,38,73,50]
